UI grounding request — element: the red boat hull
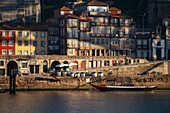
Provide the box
[90,83,158,91]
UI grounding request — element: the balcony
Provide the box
[79,46,91,50]
[80,37,91,40]
[49,41,58,45]
[91,22,109,26]
[91,33,110,37]
[111,45,130,49]
[66,23,79,27]
[67,44,78,48]
[66,33,78,38]
[80,27,90,31]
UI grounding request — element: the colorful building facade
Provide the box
[0,25,15,55]
[15,25,48,55]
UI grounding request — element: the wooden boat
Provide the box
[90,83,158,91]
[0,86,5,93]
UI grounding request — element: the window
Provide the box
[120,19,124,26]
[168,40,170,47]
[22,63,27,68]
[101,28,104,34]
[61,11,64,15]
[137,52,141,58]
[0,61,4,66]
[9,31,13,37]
[168,28,170,35]
[41,50,45,55]
[2,50,7,55]
[143,52,147,58]
[24,50,28,55]
[41,41,45,47]
[97,28,100,33]
[92,39,95,44]
[9,40,13,46]
[33,41,37,47]
[34,50,38,55]
[101,39,104,44]
[0,69,5,76]
[106,39,109,44]
[41,32,45,38]
[143,40,147,45]
[24,40,29,46]
[2,31,7,37]
[24,31,28,37]
[18,40,22,46]
[92,27,95,33]
[97,39,100,44]
[18,31,22,37]
[33,32,37,37]
[86,42,90,46]
[106,28,109,34]
[9,50,13,55]
[126,39,129,45]
[120,39,123,45]
[2,40,7,46]
[69,49,73,55]
[92,9,94,12]
[18,50,22,55]
[120,29,124,37]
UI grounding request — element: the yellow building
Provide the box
[15,25,48,55]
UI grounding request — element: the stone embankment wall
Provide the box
[0,74,170,90]
[94,61,169,76]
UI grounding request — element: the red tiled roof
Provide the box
[109,7,121,11]
[60,6,73,11]
[111,14,131,18]
[0,25,15,30]
[87,0,108,6]
[16,25,30,30]
[61,14,79,19]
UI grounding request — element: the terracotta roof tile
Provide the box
[60,6,73,11]
[109,7,121,11]
[0,25,15,30]
[87,0,108,6]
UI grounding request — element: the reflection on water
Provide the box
[0,91,170,113]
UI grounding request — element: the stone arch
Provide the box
[73,61,78,69]
[43,60,48,73]
[51,61,60,71]
[81,61,85,69]
[7,61,18,76]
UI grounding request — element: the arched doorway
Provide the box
[73,61,78,69]
[81,61,85,69]
[7,61,18,76]
[43,60,48,73]
[51,61,60,71]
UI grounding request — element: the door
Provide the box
[156,49,161,60]
[30,65,34,74]
[35,66,39,74]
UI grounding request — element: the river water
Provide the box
[0,91,170,113]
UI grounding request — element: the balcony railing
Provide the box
[91,33,110,37]
[67,44,78,48]
[66,33,78,38]
[91,22,109,26]
[80,27,90,31]
[66,24,79,27]
[111,45,130,49]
